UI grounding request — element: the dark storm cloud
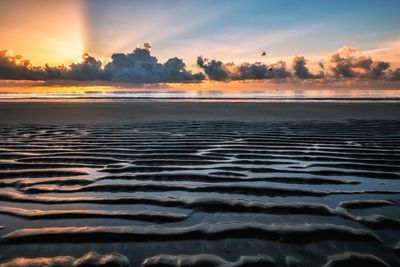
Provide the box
[291,55,324,79]
[196,56,291,81]
[387,68,400,81]
[0,50,46,80]
[0,47,204,83]
[1,46,400,83]
[196,57,228,81]
[105,48,204,83]
[67,53,105,81]
[0,51,106,81]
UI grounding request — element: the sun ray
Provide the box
[0,0,85,66]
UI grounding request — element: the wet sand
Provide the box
[0,101,400,124]
[0,102,399,266]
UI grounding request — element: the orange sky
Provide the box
[0,0,85,66]
[1,0,400,68]
[0,0,400,90]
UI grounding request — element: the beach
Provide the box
[1,101,400,124]
[0,101,399,267]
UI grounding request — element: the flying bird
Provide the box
[261,51,267,56]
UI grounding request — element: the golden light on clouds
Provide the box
[0,0,399,89]
[365,39,400,68]
[0,0,85,66]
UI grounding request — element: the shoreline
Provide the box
[1,97,400,101]
[0,101,399,124]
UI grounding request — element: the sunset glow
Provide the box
[1,2,400,266]
[0,0,85,66]
[0,0,400,92]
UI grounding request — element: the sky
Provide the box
[0,0,400,88]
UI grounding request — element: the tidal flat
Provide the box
[0,102,399,267]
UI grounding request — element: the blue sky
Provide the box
[1,0,399,66]
[0,0,400,87]
[82,0,400,64]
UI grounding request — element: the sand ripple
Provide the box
[0,121,399,266]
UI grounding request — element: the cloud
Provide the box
[197,56,291,81]
[1,45,400,84]
[105,48,204,83]
[0,50,45,80]
[143,43,152,50]
[0,45,204,83]
[66,53,105,81]
[364,39,400,68]
[327,47,391,80]
[291,55,324,79]
[197,47,400,83]
[387,68,400,81]
[196,57,229,81]
[0,51,106,81]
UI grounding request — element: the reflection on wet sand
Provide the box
[0,121,399,266]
